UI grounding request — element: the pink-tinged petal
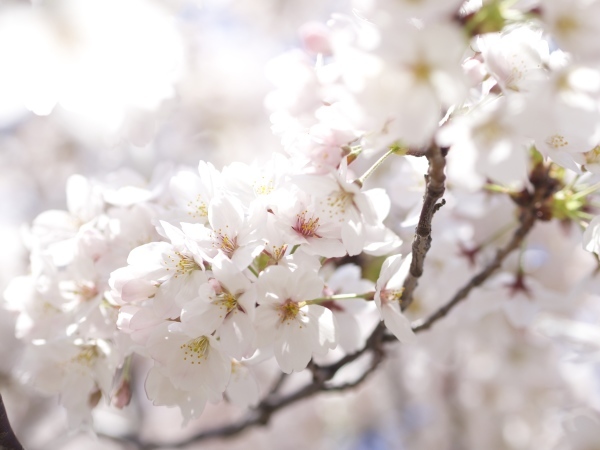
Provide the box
[254,305,280,345]
[209,195,244,233]
[388,253,412,289]
[127,306,163,332]
[158,221,187,247]
[120,307,165,347]
[226,363,259,408]
[288,269,324,302]
[197,160,221,189]
[376,254,404,291]
[305,305,337,351]
[341,220,365,256]
[202,342,231,395]
[583,215,600,254]
[162,270,208,311]
[292,173,338,196]
[382,303,416,344]
[120,278,158,304]
[66,174,93,216]
[219,312,256,359]
[274,323,314,373]
[126,242,169,266]
[257,265,289,302]
[363,225,402,256]
[180,222,212,241]
[302,237,347,257]
[145,367,207,425]
[212,253,250,294]
[357,189,391,223]
[181,301,224,337]
[231,243,263,270]
[237,289,257,320]
[31,210,79,244]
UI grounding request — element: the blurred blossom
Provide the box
[0,0,184,132]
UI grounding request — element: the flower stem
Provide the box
[357,147,399,185]
[483,183,514,194]
[572,182,600,200]
[248,266,259,278]
[306,292,375,304]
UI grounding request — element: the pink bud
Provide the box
[299,22,332,56]
[112,378,132,409]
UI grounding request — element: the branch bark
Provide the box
[0,394,24,450]
[401,145,447,310]
[410,162,558,333]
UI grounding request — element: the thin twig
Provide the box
[409,163,558,333]
[401,145,447,310]
[410,213,536,333]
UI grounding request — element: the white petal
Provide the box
[274,323,313,373]
[342,220,365,256]
[305,304,337,351]
[382,303,416,344]
[219,312,256,359]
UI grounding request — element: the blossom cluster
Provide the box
[4,151,413,424]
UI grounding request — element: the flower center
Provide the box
[253,176,275,196]
[180,336,210,365]
[546,134,569,149]
[60,280,98,302]
[278,300,301,323]
[165,252,201,277]
[293,210,321,238]
[412,61,432,82]
[320,191,352,222]
[216,291,239,314]
[214,232,238,257]
[73,345,100,366]
[270,244,288,261]
[381,288,404,304]
[187,194,208,220]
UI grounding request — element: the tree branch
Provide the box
[409,162,558,333]
[401,145,447,311]
[0,394,24,450]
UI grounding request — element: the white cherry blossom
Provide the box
[145,322,231,398]
[374,254,416,343]
[256,265,338,373]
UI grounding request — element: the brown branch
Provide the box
[0,394,24,450]
[401,145,447,311]
[410,213,535,333]
[409,162,559,333]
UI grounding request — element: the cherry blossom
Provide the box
[256,265,337,373]
[374,254,416,343]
